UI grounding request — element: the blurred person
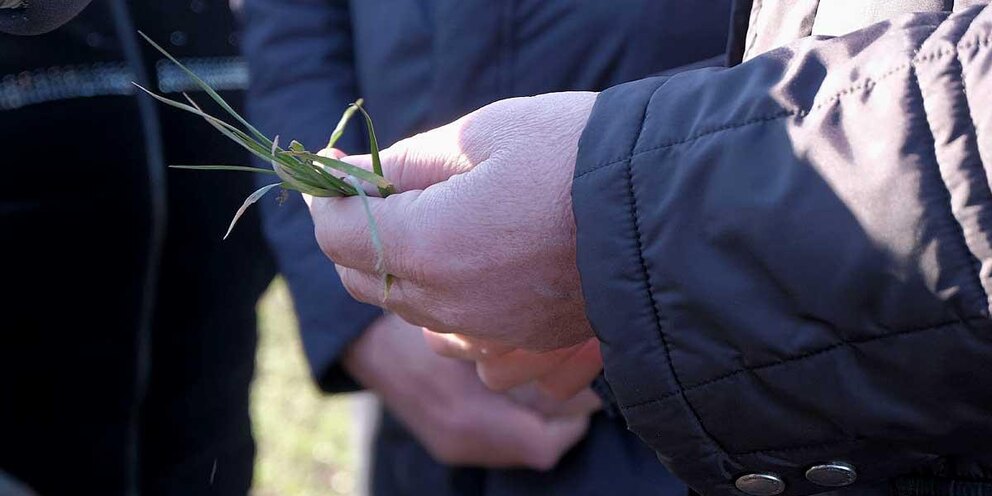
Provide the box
[0,2,274,495]
[242,1,731,494]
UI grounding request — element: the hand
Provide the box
[343,313,599,470]
[309,92,599,352]
[423,332,604,400]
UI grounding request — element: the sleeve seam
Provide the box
[626,146,733,459]
[620,316,988,412]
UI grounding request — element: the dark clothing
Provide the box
[573,1,992,496]
[242,0,732,494]
[0,2,274,495]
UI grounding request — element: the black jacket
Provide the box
[242,0,732,494]
[0,2,274,494]
[573,1,992,495]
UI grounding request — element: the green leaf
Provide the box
[288,151,393,192]
[225,183,282,240]
[325,99,361,150]
[269,137,356,196]
[268,136,305,190]
[346,176,392,299]
[177,92,352,196]
[353,101,395,197]
[135,84,277,169]
[170,164,278,175]
[139,31,272,147]
[289,140,306,152]
[282,150,358,194]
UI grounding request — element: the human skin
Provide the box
[309,92,603,394]
[342,313,600,469]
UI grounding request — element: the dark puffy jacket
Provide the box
[1,3,274,495]
[242,1,731,494]
[573,1,992,496]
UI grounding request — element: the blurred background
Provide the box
[252,279,367,496]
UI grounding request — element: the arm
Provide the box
[242,0,379,391]
[574,5,992,495]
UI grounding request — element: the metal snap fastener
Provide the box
[806,462,857,487]
[735,473,786,496]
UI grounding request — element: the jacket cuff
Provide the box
[574,76,741,495]
[589,372,621,419]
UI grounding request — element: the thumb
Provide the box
[343,116,491,192]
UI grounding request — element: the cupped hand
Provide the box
[308,92,599,352]
[343,313,598,470]
[423,331,604,400]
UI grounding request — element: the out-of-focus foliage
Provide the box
[252,279,359,496]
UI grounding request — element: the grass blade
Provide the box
[353,101,394,197]
[225,183,282,239]
[170,165,278,175]
[287,151,393,192]
[177,91,351,195]
[135,84,278,168]
[345,176,391,300]
[139,31,272,147]
[325,99,361,150]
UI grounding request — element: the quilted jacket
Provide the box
[573,1,992,496]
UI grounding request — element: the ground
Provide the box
[251,278,360,496]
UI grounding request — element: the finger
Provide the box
[476,345,584,392]
[476,402,589,471]
[337,267,457,333]
[336,266,417,310]
[340,117,486,193]
[423,330,514,361]
[505,384,601,418]
[310,191,422,276]
[552,388,603,417]
[318,148,347,159]
[537,340,604,401]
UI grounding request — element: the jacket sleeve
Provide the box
[573,5,992,496]
[242,0,381,392]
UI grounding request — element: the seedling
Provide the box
[134,32,395,295]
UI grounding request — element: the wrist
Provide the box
[341,313,406,390]
[340,317,381,386]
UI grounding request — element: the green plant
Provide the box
[134,32,394,293]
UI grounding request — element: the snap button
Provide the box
[735,473,786,496]
[806,462,857,487]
